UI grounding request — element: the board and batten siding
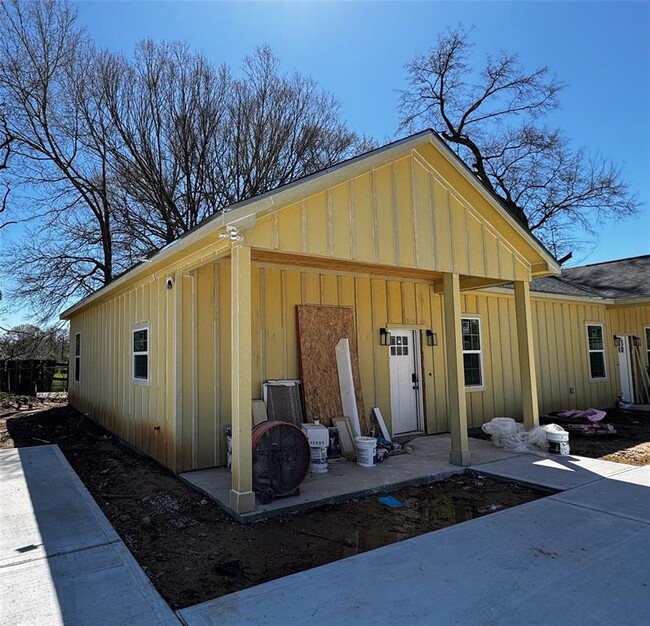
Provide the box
[245,153,533,283]
[68,260,647,473]
[206,262,448,468]
[68,275,174,468]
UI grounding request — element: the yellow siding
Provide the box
[69,251,650,472]
[240,153,532,282]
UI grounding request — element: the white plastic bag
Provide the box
[481,417,528,452]
[482,417,568,453]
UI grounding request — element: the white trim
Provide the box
[586,322,607,382]
[645,326,650,368]
[461,316,484,390]
[132,323,150,385]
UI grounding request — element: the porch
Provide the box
[180,434,523,523]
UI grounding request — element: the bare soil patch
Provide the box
[565,408,650,466]
[2,405,543,610]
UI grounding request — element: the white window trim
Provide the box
[586,322,607,382]
[74,332,81,384]
[462,316,484,390]
[132,324,150,385]
[645,326,650,368]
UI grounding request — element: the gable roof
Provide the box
[530,255,650,300]
[60,129,560,320]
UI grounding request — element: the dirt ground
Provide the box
[565,407,650,465]
[1,403,545,610]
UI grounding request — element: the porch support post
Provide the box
[514,280,539,429]
[443,272,471,466]
[230,243,255,514]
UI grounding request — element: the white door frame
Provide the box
[616,334,634,403]
[388,328,425,435]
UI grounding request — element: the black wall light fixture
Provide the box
[426,330,438,346]
[379,328,391,346]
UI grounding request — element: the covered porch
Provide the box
[181,432,525,523]
[225,243,543,515]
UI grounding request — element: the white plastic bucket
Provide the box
[310,446,328,474]
[547,430,570,456]
[355,436,377,468]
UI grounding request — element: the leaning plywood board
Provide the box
[336,338,361,438]
[296,305,366,431]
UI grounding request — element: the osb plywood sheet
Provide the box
[297,305,366,431]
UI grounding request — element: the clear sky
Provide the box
[2,1,649,326]
[72,0,649,266]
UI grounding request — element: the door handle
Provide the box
[412,373,418,390]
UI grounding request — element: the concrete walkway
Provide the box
[0,445,179,625]
[178,454,650,625]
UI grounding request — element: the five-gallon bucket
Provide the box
[547,430,570,456]
[355,436,377,468]
[310,446,328,474]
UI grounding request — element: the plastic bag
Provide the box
[482,417,567,453]
[481,417,528,452]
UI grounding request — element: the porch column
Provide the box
[443,272,471,466]
[514,280,539,429]
[230,243,255,514]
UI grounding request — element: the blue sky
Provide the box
[73,0,648,265]
[2,1,649,326]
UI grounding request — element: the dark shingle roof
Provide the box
[530,255,650,299]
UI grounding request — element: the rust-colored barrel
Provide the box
[251,420,310,497]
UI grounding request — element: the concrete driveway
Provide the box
[0,445,179,625]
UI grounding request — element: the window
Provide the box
[586,324,606,379]
[646,327,650,368]
[132,326,149,382]
[462,317,482,387]
[74,333,80,383]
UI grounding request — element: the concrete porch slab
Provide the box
[469,452,635,492]
[180,434,523,522]
[177,495,650,625]
[0,445,179,625]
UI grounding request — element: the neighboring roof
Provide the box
[530,255,650,300]
[60,129,560,320]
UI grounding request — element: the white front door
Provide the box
[616,335,634,402]
[389,330,422,435]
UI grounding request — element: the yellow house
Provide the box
[60,130,648,515]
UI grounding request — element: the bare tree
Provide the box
[0,106,12,224]
[399,27,639,257]
[217,46,365,206]
[100,44,368,253]
[98,41,231,253]
[1,2,369,319]
[0,323,68,360]
[0,0,126,315]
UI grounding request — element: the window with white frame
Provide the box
[645,327,650,368]
[586,324,606,379]
[462,317,482,387]
[132,325,149,382]
[74,332,80,383]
